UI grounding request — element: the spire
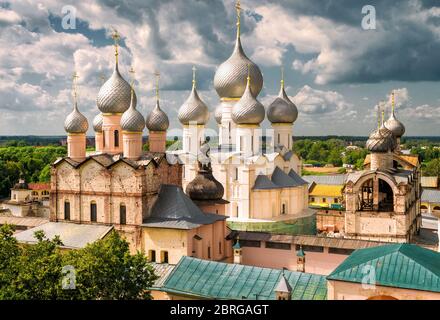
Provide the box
[111,28,120,66]
[192,65,197,90]
[391,90,395,115]
[280,66,285,89]
[154,70,160,102]
[129,66,135,108]
[235,0,241,39]
[376,102,382,129]
[72,72,79,110]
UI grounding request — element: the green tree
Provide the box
[423,158,440,177]
[39,164,51,182]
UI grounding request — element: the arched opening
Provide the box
[378,179,394,211]
[90,201,97,222]
[434,206,440,212]
[120,203,126,225]
[360,179,373,210]
[367,295,398,300]
[64,200,70,221]
[114,130,119,147]
[421,205,428,213]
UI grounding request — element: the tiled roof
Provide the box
[161,256,327,300]
[421,189,440,204]
[327,244,440,293]
[302,174,347,186]
[309,185,344,197]
[421,177,439,188]
[14,222,113,249]
[142,184,226,230]
[150,263,176,289]
[28,183,50,191]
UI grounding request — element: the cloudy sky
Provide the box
[1,0,440,136]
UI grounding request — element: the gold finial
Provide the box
[72,72,79,105]
[246,63,251,85]
[280,66,285,89]
[192,66,197,89]
[111,28,120,64]
[235,0,241,38]
[391,90,395,114]
[154,70,160,101]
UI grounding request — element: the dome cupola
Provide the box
[178,67,210,125]
[213,1,263,100]
[384,91,405,138]
[214,104,223,124]
[267,69,298,124]
[146,71,169,131]
[92,113,103,132]
[96,30,136,114]
[366,110,397,153]
[64,72,89,134]
[121,78,145,132]
[231,67,265,125]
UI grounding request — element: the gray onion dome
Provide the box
[64,102,89,134]
[97,62,136,114]
[178,85,210,126]
[214,36,263,99]
[121,90,145,132]
[214,104,223,124]
[267,83,298,124]
[232,76,265,125]
[146,100,169,132]
[384,111,405,138]
[366,125,397,153]
[93,113,103,132]
[186,170,224,201]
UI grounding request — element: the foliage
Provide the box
[0,226,156,300]
[0,146,66,197]
[423,159,440,177]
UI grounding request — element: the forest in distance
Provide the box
[0,136,439,198]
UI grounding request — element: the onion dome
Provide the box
[366,114,397,152]
[214,104,223,124]
[93,113,103,132]
[267,74,298,124]
[96,32,136,114]
[231,71,265,125]
[121,89,145,132]
[146,100,169,131]
[213,3,263,99]
[64,102,89,134]
[384,92,405,138]
[13,178,28,190]
[178,67,210,125]
[186,170,225,201]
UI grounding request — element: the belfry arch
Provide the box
[355,174,397,212]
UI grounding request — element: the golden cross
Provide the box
[72,72,79,99]
[154,70,160,101]
[111,28,120,63]
[129,66,135,88]
[235,0,241,37]
[391,90,395,113]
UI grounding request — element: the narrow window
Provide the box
[161,251,169,264]
[240,136,244,151]
[251,135,254,153]
[208,246,211,259]
[114,130,119,147]
[219,242,222,255]
[282,203,286,214]
[120,204,126,225]
[235,168,239,180]
[64,200,70,221]
[149,250,156,262]
[278,133,280,144]
[103,131,106,148]
[334,198,339,204]
[322,198,326,203]
[90,201,97,222]
[236,206,239,217]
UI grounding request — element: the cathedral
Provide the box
[169,1,309,223]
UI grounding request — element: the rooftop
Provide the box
[309,184,344,197]
[14,222,113,249]
[327,244,440,293]
[253,167,307,190]
[161,256,327,300]
[422,188,440,204]
[302,174,347,186]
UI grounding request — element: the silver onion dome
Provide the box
[146,100,169,132]
[178,85,210,125]
[121,91,145,132]
[384,112,405,138]
[214,104,223,124]
[214,36,263,99]
[267,84,298,124]
[93,113,103,132]
[64,102,89,134]
[232,76,265,125]
[97,63,136,114]
[366,125,397,153]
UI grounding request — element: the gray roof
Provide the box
[143,184,226,230]
[150,263,176,289]
[422,189,440,203]
[14,222,113,249]
[275,274,293,293]
[253,167,308,190]
[302,174,347,186]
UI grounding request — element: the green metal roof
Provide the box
[327,244,440,293]
[161,256,327,300]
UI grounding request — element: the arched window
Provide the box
[120,204,126,225]
[282,203,286,214]
[114,130,119,147]
[64,200,70,221]
[90,201,97,222]
[235,168,239,180]
[434,206,440,212]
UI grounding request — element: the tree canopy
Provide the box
[0,225,157,300]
